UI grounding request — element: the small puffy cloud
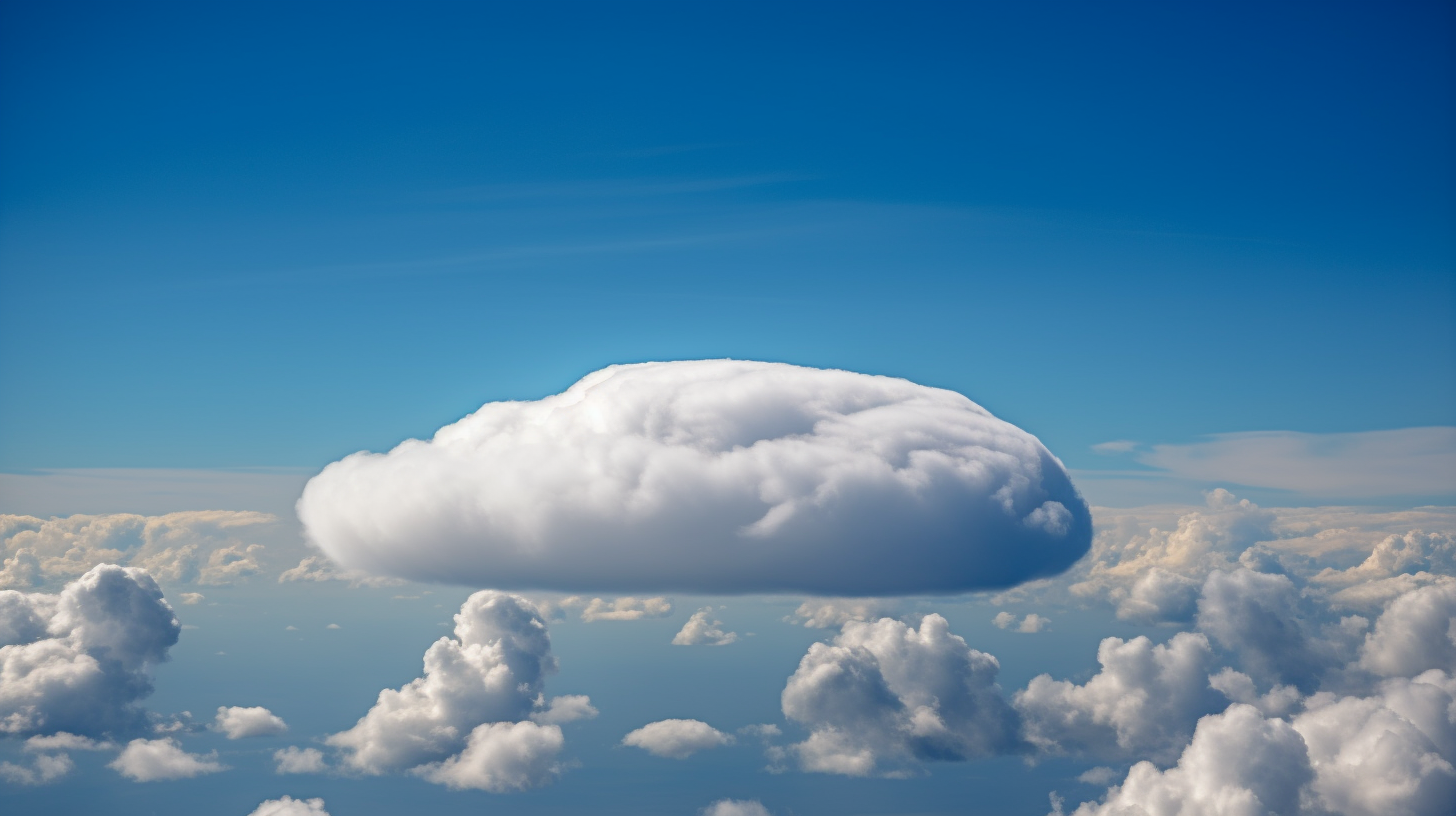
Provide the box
[23,732,113,752]
[297,360,1092,595]
[622,719,733,759]
[579,596,672,622]
[992,612,1049,633]
[0,752,73,785]
[0,511,276,589]
[325,624,340,630]
[702,800,772,816]
[1076,766,1117,785]
[214,706,288,739]
[789,598,900,628]
[327,591,556,776]
[1358,582,1456,677]
[277,555,399,588]
[247,796,330,816]
[1,564,180,737]
[1069,704,1312,816]
[274,746,327,774]
[414,720,564,792]
[1015,632,1227,763]
[673,608,737,646]
[109,737,226,781]
[530,694,598,725]
[178,592,205,605]
[782,614,1016,776]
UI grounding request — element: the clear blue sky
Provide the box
[1,0,1452,474]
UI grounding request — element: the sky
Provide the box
[1,3,1455,816]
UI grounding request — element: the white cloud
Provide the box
[214,705,288,739]
[246,795,330,816]
[0,511,276,589]
[23,732,113,752]
[578,596,672,622]
[529,695,598,725]
[1358,582,1456,677]
[109,737,226,781]
[1136,427,1456,498]
[673,607,737,646]
[1196,568,1345,691]
[277,555,399,588]
[1069,704,1312,816]
[273,746,327,774]
[178,592,204,605]
[414,720,564,792]
[297,360,1092,594]
[1090,440,1138,455]
[1015,632,1227,763]
[622,719,733,759]
[0,752,73,784]
[702,799,772,816]
[327,591,557,777]
[782,614,1016,776]
[789,598,900,628]
[1,564,180,737]
[992,612,1049,633]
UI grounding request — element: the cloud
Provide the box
[1,564,180,737]
[273,746,327,774]
[214,706,288,738]
[782,614,1017,776]
[788,598,901,628]
[673,608,738,646]
[1069,704,1312,816]
[1090,440,1138,455]
[992,612,1049,633]
[23,732,113,752]
[1196,568,1348,691]
[178,592,205,605]
[0,752,72,784]
[414,720,564,792]
[0,512,276,589]
[297,360,1092,594]
[622,719,733,759]
[1358,582,1456,678]
[277,555,399,588]
[701,800,773,816]
[578,596,672,622]
[327,591,570,787]
[530,695,599,725]
[1136,427,1456,498]
[246,796,330,816]
[109,737,226,781]
[1015,632,1228,763]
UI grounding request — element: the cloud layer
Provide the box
[298,360,1091,594]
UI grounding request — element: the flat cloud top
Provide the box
[298,360,1091,594]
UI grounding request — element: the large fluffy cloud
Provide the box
[781,614,1017,775]
[326,590,583,792]
[297,360,1091,594]
[0,512,276,589]
[1,564,180,737]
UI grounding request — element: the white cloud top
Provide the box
[622,719,734,759]
[214,706,288,739]
[108,737,226,781]
[297,360,1090,594]
[247,796,330,816]
[672,607,738,646]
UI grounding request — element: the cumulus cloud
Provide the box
[0,752,73,784]
[1358,582,1456,677]
[327,590,576,791]
[782,614,1016,776]
[247,796,330,816]
[277,555,399,588]
[1,564,180,737]
[1196,568,1347,691]
[23,732,113,751]
[993,612,1049,633]
[530,695,598,725]
[274,746,327,774]
[298,360,1092,595]
[702,800,772,816]
[109,737,226,781]
[789,598,901,628]
[0,511,276,589]
[214,706,288,739]
[622,719,734,759]
[414,720,564,792]
[1016,632,1228,763]
[673,608,738,646]
[578,596,672,622]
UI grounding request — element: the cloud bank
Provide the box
[297,360,1090,594]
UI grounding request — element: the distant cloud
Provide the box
[414,720,564,792]
[992,612,1050,633]
[1090,440,1139,455]
[788,598,900,629]
[246,795,329,816]
[273,746,327,774]
[701,799,773,816]
[672,608,737,646]
[1136,427,1456,498]
[0,753,72,785]
[298,360,1091,594]
[529,695,598,725]
[109,738,225,781]
[1,564,180,737]
[214,706,288,739]
[622,719,733,759]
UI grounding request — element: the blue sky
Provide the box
[2,4,1455,816]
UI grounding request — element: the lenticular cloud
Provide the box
[297,360,1090,594]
